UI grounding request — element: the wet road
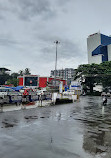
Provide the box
[0,96,111,158]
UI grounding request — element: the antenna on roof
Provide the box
[98,30,100,34]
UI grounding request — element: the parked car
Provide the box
[37,90,47,95]
[0,87,21,96]
[0,87,22,104]
[63,90,75,95]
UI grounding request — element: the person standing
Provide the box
[103,95,107,105]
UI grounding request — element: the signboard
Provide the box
[24,76,38,87]
[59,81,63,94]
[70,81,81,90]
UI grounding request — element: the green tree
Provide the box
[11,72,19,78]
[7,78,19,87]
[100,61,111,88]
[0,72,11,85]
[7,72,20,86]
[75,62,111,93]
[18,68,31,76]
[19,70,24,76]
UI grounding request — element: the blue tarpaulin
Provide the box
[6,86,24,91]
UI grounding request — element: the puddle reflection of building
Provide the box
[82,104,111,154]
[82,123,111,154]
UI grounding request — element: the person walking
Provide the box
[103,95,107,105]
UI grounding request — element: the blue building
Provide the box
[87,32,111,64]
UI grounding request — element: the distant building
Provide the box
[50,68,75,85]
[87,32,111,64]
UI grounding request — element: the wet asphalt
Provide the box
[0,96,111,158]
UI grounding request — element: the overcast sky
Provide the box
[0,0,111,76]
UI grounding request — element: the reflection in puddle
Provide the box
[0,96,111,158]
[102,106,105,115]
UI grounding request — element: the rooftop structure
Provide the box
[0,68,11,75]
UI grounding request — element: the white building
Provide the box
[87,32,111,64]
[50,68,75,80]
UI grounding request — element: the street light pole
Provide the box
[54,40,60,87]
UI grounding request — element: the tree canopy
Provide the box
[19,68,31,76]
[0,68,31,86]
[75,61,111,93]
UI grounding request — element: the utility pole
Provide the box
[54,40,60,87]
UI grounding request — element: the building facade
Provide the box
[18,75,66,88]
[18,75,39,88]
[87,32,111,64]
[50,68,75,81]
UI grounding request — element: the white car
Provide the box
[63,90,75,95]
[37,90,47,95]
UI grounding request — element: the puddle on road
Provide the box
[0,96,111,158]
[1,119,18,128]
[24,116,38,120]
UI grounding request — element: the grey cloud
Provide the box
[17,0,52,20]
[0,38,17,46]
[33,33,83,62]
[59,39,82,58]
[56,0,73,6]
[8,0,56,20]
[0,0,55,21]
[39,38,82,63]
[0,0,88,76]
[0,15,3,20]
[0,36,18,47]
[0,8,5,20]
[0,0,73,21]
[0,33,23,47]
